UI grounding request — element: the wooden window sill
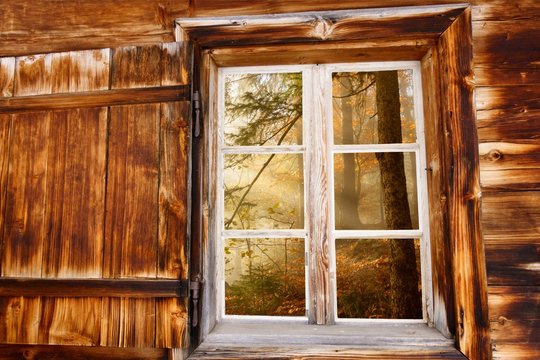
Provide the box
[189,319,466,359]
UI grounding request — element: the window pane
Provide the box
[336,239,422,319]
[224,72,303,146]
[332,70,416,144]
[224,154,304,230]
[334,152,418,230]
[225,238,305,316]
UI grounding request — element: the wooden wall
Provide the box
[1,1,539,359]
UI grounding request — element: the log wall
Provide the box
[1,1,539,359]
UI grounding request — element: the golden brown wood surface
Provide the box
[0,345,169,360]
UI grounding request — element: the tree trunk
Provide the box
[375,71,421,319]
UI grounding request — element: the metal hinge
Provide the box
[190,275,203,327]
[193,90,201,138]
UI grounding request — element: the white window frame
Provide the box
[214,61,433,326]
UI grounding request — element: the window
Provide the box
[216,62,432,324]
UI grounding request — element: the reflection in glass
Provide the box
[334,152,418,230]
[225,238,305,316]
[335,239,421,319]
[224,154,304,230]
[224,72,303,146]
[332,70,416,144]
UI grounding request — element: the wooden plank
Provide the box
[190,0,463,17]
[178,6,465,48]
[38,297,101,346]
[0,278,187,298]
[472,0,540,21]
[481,191,540,239]
[436,9,491,359]
[162,42,192,86]
[479,141,540,191]
[485,240,539,286]
[100,298,156,347]
[158,102,190,279]
[0,344,168,359]
[477,108,540,142]
[474,66,540,87]
[112,45,163,89]
[0,114,11,274]
[41,108,107,278]
[0,0,188,57]
[209,39,434,67]
[0,57,15,97]
[14,54,52,96]
[1,112,50,277]
[472,20,540,68]
[488,286,539,357]
[104,104,160,278]
[156,298,189,348]
[0,297,41,344]
[476,86,540,113]
[0,85,190,114]
[69,49,110,92]
[420,48,454,338]
[191,344,466,359]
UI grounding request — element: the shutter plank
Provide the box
[156,298,188,348]
[162,42,191,86]
[0,57,15,97]
[2,112,50,277]
[104,104,160,278]
[0,297,41,343]
[0,114,12,274]
[14,54,53,96]
[158,102,189,279]
[69,49,110,92]
[42,108,107,278]
[112,45,162,89]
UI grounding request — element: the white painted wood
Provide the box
[333,230,423,239]
[222,229,307,238]
[333,143,419,153]
[221,145,305,154]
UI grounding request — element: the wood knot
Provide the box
[311,17,334,40]
[498,316,508,325]
[487,149,503,162]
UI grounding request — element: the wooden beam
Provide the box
[0,345,168,360]
[177,5,466,48]
[0,278,188,298]
[0,85,190,114]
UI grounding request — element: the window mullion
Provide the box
[307,65,334,325]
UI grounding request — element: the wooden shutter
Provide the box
[0,43,192,353]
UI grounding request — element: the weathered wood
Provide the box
[477,108,540,142]
[488,286,540,359]
[0,85,190,114]
[481,191,540,239]
[476,86,540,113]
[162,42,192,86]
[0,57,15,97]
[68,49,110,92]
[156,298,189,348]
[190,0,464,17]
[112,45,163,89]
[472,0,540,21]
[100,298,156,347]
[0,278,187,298]
[0,297,41,343]
[208,39,434,67]
[479,141,540,191]
[41,108,107,278]
[420,48,454,338]
[178,6,465,48]
[14,54,53,96]
[0,114,11,275]
[474,67,540,87]
[436,9,491,359]
[1,112,50,277]
[485,241,539,286]
[158,102,190,279]
[38,297,101,345]
[0,0,188,57]
[0,344,168,359]
[104,104,160,278]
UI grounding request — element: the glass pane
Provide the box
[224,154,304,230]
[225,238,305,316]
[334,152,418,230]
[336,238,422,319]
[224,72,303,146]
[332,70,416,144]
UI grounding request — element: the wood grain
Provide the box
[0,278,187,298]
[0,345,168,360]
[41,108,107,278]
[436,9,491,359]
[477,108,540,143]
[104,104,160,278]
[179,6,464,48]
[0,296,41,344]
[0,114,11,275]
[1,112,50,277]
[0,86,190,114]
[68,49,110,92]
[14,54,53,96]
[156,298,188,348]
[112,45,163,89]
[0,57,15,97]
[485,241,539,286]
[158,102,190,279]
[101,298,156,347]
[162,42,192,86]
